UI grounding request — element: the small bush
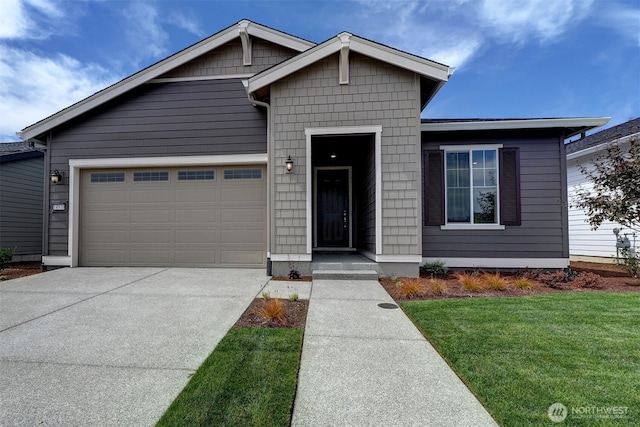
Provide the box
[421,260,448,277]
[483,272,508,291]
[260,298,287,325]
[288,269,301,280]
[514,277,533,290]
[538,269,577,289]
[518,268,542,280]
[573,272,604,289]
[0,247,14,271]
[261,291,271,300]
[289,293,299,302]
[620,248,639,278]
[397,278,423,298]
[430,278,447,295]
[457,273,482,292]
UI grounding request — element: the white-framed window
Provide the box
[443,145,501,226]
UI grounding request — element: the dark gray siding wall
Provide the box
[0,154,44,256]
[46,79,267,256]
[422,130,568,259]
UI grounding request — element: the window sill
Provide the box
[440,224,506,231]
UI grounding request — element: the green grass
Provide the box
[401,293,640,426]
[157,327,303,427]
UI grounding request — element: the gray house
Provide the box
[18,20,608,276]
[0,142,44,261]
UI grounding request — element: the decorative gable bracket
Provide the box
[339,33,350,85]
[239,21,252,66]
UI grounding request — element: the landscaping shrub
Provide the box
[430,278,447,295]
[456,272,483,292]
[573,272,604,288]
[421,260,448,277]
[620,248,639,278]
[482,272,508,291]
[0,248,14,271]
[261,299,287,325]
[513,277,533,290]
[397,278,423,299]
[538,269,577,289]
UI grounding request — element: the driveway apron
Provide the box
[0,267,268,426]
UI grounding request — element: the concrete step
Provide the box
[312,269,379,281]
[310,261,379,271]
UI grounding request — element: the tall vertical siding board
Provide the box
[421,131,567,259]
[0,155,44,255]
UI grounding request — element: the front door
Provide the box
[316,169,350,248]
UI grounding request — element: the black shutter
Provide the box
[499,147,521,226]
[423,150,445,225]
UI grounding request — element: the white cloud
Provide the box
[600,2,640,46]
[122,1,169,64]
[479,0,594,44]
[168,10,206,38]
[0,46,119,140]
[0,0,64,39]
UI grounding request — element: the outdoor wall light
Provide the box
[50,169,63,184]
[285,155,294,174]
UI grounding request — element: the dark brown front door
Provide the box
[317,169,349,247]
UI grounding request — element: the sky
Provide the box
[0,0,639,142]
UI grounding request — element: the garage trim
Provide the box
[55,154,268,267]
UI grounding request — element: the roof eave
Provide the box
[421,117,611,137]
[247,33,452,95]
[20,20,315,141]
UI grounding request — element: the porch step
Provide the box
[312,269,379,281]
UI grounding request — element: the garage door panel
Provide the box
[220,187,264,202]
[80,166,266,267]
[84,209,130,225]
[220,208,264,223]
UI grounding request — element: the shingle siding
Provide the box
[422,130,568,259]
[160,39,299,78]
[271,53,422,256]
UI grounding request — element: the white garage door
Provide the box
[80,167,266,267]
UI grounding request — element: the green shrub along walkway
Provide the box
[401,292,640,426]
[157,327,303,427]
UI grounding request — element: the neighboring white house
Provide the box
[566,117,640,263]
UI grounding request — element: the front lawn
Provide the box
[401,293,640,426]
[157,327,303,427]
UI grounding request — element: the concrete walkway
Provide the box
[0,267,269,427]
[291,279,498,427]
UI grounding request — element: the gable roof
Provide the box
[565,117,640,155]
[19,20,315,141]
[247,32,454,105]
[421,117,611,139]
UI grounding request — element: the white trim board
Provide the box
[42,256,72,267]
[422,118,610,137]
[67,154,268,267]
[360,250,422,263]
[422,257,570,269]
[270,254,313,262]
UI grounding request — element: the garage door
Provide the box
[80,166,266,267]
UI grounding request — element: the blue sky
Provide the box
[1,0,638,142]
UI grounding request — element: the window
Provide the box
[178,170,214,180]
[224,169,262,179]
[446,149,497,224]
[91,172,124,183]
[424,146,520,227]
[133,171,169,182]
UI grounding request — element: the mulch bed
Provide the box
[0,261,42,281]
[235,299,309,329]
[382,261,639,302]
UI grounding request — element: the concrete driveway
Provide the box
[0,267,268,426]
